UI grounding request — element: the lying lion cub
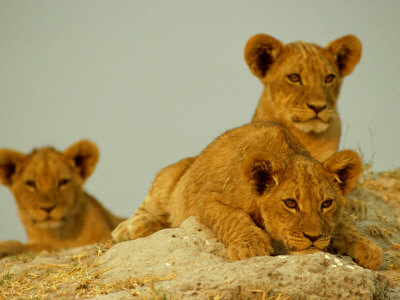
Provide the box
[0,140,124,257]
[244,34,362,162]
[113,122,382,270]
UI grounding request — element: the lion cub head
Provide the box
[245,34,362,133]
[244,34,362,161]
[243,149,361,255]
[0,140,98,230]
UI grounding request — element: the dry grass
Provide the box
[0,243,176,299]
[386,244,400,272]
[357,162,374,187]
[368,223,394,244]
[381,168,400,180]
[387,254,400,272]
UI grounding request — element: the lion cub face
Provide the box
[0,140,98,230]
[243,150,361,255]
[262,161,340,254]
[245,34,362,134]
[259,46,341,134]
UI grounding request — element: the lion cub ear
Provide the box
[244,34,284,79]
[243,152,285,195]
[0,149,25,186]
[64,140,99,181]
[326,35,362,77]
[323,150,362,195]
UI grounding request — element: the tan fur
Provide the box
[113,122,382,270]
[0,140,124,257]
[244,34,362,162]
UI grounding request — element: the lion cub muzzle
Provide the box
[40,204,56,214]
[287,233,331,255]
[307,103,327,114]
[32,200,67,229]
[283,207,332,254]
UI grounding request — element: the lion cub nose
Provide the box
[303,232,322,243]
[41,205,56,214]
[307,103,327,113]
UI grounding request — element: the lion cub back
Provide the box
[168,121,309,225]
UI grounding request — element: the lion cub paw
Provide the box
[352,239,383,270]
[0,240,26,258]
[112,216,163,242]
[228,234,273,261]
[111,219,136,241]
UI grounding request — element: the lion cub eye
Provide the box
[287,73,301,83]
[283,198,298,209]
[325,74,335,83]
[58,178,70,188]
[25,180,36,190]
[321,199,333,209]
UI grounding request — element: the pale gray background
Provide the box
[1,1,399,242]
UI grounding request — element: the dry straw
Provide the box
[0,243,176,299]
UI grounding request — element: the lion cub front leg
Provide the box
[112,157,195,242]
[112,197,170,241]
[227,227,274,261]
[331,213,383,270]
[0,240,28,258]
[197,191,273,261]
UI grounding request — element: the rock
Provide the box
[95,217,390,299]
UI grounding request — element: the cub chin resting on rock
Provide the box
[113,122,382,270]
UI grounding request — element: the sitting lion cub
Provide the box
[244,34,362,162]
[113,122,382,270]
[0,140,124,257]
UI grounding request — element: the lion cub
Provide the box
[244,34,362,162]
[113,122,382,270]
[0,140,124,257]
